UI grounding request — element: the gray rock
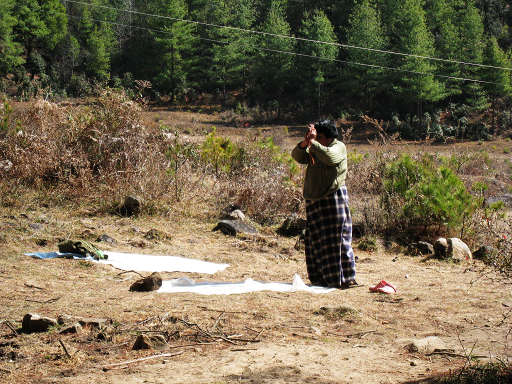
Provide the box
[22,313,58,333]
[408,241,434,256]
[97,234,117,245]
[120,195,141,216]
[406,336,446,355]
[213,220,258,236]
[277,213,307,237]
[29,223,43,231]
[434,238,448,259]
[129,272,163,292]
[485,194,512,208]
[58,322,83,334]
[58,314,108,329]
[472,245,498,262]
[219,204,245,221]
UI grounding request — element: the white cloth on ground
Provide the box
[158,273,336,295]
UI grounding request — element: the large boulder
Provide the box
[447,238,472,263]
[434,238,472,263]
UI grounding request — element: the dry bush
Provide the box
[0,91,172,210]
[0,95,303,225]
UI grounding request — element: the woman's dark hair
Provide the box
[314,119,338,139]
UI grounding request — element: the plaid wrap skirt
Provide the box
[305,187,356,288]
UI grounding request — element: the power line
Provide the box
[64,11,505,86]
[62,0,512,73]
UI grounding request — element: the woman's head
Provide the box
[314,119,338,139]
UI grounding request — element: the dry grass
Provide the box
[1,97,512,383]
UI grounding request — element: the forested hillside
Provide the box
[1,0,512,137]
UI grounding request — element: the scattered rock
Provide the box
[219,204,245,221]
[213,220,258,236]
[277,213,307,237]
[22,313,58,333]
[352,223,365,239]
[129,272,163,292]
[144,228,172,241]
[485,194,512,208]
[97,234,117,245]
[473,245,497,262]
[433,238,448,259]
[0,159,13,172]
[407,241,433,256]
[28,223,43,231]
[120,195,141,216]
[58,323,83,334]
[58,315,108,329]
[405,336,446,355]
[132,334,167,350]
[97,326,116,341]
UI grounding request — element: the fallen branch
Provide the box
[59,339,71,358]
[2,320,19,336]
[327,330,377,339]
[426,350,487,359]
[100,352,184,370]
[117,270,144,278]
[25,296,61,304]
[24,283,43,290]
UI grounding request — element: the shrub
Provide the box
[381,154,478,241]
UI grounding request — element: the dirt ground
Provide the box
[1,109,512,384]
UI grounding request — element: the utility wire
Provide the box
[64,12,504,86]
[62,0,512,73]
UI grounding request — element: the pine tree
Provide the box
[151,0,196,100]
[345,0,388,109]
[254,0,295,117]
[0,0,23,75]
[381,0,445,112]
[481,36,512,133]
[296,10,339,116]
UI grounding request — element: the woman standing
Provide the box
[291,119,357,289]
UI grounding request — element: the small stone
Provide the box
[132,334,167,350]
[129,272,163,292]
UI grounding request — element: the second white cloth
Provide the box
[158,273,336,295]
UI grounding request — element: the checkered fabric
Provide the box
[305,187,356,288]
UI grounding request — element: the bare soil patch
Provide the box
[1,109,512,384]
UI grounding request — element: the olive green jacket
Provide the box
[291,139,347,201]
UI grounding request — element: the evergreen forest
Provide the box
[2,0,512,137]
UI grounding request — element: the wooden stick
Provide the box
[100,351,184,370]
[2,321,18,336]
[59,340,71,358]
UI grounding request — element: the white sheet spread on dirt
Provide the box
[27,251,229,274]
[95,251,229,274]
[158,273,336,295]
